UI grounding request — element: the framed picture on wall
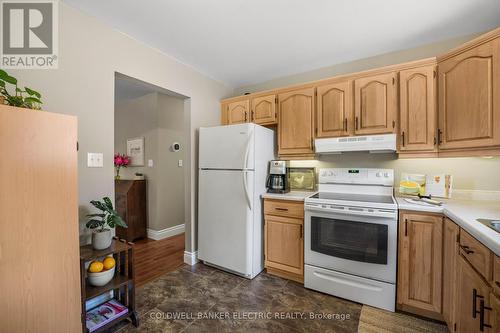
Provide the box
[127,137,145,166]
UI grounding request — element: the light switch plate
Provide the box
[148,159,154,167]
[178,159,183,167]
[87,153,103,168]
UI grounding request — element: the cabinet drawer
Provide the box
[460,230,493,280]
[494,255,500,296]
[264,199,304,218]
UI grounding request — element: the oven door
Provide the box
[305,205,397,283]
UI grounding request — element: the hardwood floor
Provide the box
[134,233,185,286]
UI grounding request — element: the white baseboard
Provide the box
[147,224,185,241]
[184,251,199,266]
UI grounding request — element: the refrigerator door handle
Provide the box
[243,129,253,170]
[243,171,252,210]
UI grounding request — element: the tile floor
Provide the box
[115,263,448,333]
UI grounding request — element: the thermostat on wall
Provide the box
[171,142,181,152]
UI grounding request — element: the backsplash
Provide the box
[289,153,500,192]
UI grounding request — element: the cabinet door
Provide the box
[398,212,443,314]
[455,255,492,333]
[399,66,437,152]
[278,88,315,156]
[354,72,397,135]
[316,81,352,138]
[251,95,277,125]
[443,218,460,328]
[264,215,303,276]
[490,293,499,333]
[438,38,500,150]
[227,100,250,124]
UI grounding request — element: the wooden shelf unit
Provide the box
[80,237,139,333]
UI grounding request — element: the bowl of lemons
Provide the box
[88,256,116,287]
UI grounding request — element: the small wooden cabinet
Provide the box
[399,65,437,154]
[225,99,250,125]
[397,211,443,318]
[264,199,304,283]
[251,94,277,125]
[115,180,147,242]
[438,34,500,153]
[316,80,352,138]
[454,255,493,333]
[442,217,460,328]
[277,88,315,158]
[354,72,397,135]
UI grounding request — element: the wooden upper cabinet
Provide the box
[251,94,277,125]
[399,65,437,152]
[278,88,315,156]
[226,100,250,125]
[354,72,397,135]
[316,81,352,138]
[454,255,493,333]
[397,212,443,315]
[442,218,460,328]
[438,36,500,150]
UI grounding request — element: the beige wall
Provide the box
[233,34,478,95]
[8,3,233,250]
[290,154,500,192]
[115,93,186,232]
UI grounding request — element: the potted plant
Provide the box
[0,69,43,109]
[86,197,127,250]
[114,153,130,180]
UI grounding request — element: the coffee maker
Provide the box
[266,160,290,193]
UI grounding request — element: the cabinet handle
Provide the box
[355,117,359,130]
[251,110,254,121]
[479,299,492,331]
[438,129,443,144]
[275,207,289,212]
[344,118,348,131]
[244,111,248,122]
[300,225,303,239]
[473,288,484,318]
[402,131,405,147]
[404,219,408,237]
[460,244,475,255]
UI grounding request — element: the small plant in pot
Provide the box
[86,197,127,250]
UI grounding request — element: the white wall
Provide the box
[7,3,233,250]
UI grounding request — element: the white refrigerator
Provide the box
[198,123,275,279]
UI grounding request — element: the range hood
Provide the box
[315,134,397,154]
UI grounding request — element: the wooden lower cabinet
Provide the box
[442,217,460,328]
[454,255,493,333]
[264,199,304,283]
[397,211,443,318]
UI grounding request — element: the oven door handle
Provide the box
[305,204,397,219]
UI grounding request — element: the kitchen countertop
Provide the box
[396,196,500,256]
[261,191,315,201]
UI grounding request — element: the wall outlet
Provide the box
[87,153,103,168]
[148,159,154,167]
[178,159,183,167]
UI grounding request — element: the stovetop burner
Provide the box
[310,192,395,205]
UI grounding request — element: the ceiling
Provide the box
[64,0,500,87]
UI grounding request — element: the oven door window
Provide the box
[311,216,388,264]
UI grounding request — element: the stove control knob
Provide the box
[321,171,327,177]
[328,171,334,176]
[376,172,382,177]
[384,172,389,178]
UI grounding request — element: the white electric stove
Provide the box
[304,168,397,312]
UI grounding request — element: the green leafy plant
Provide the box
[0,69,43,110]
[86,197,127,232]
